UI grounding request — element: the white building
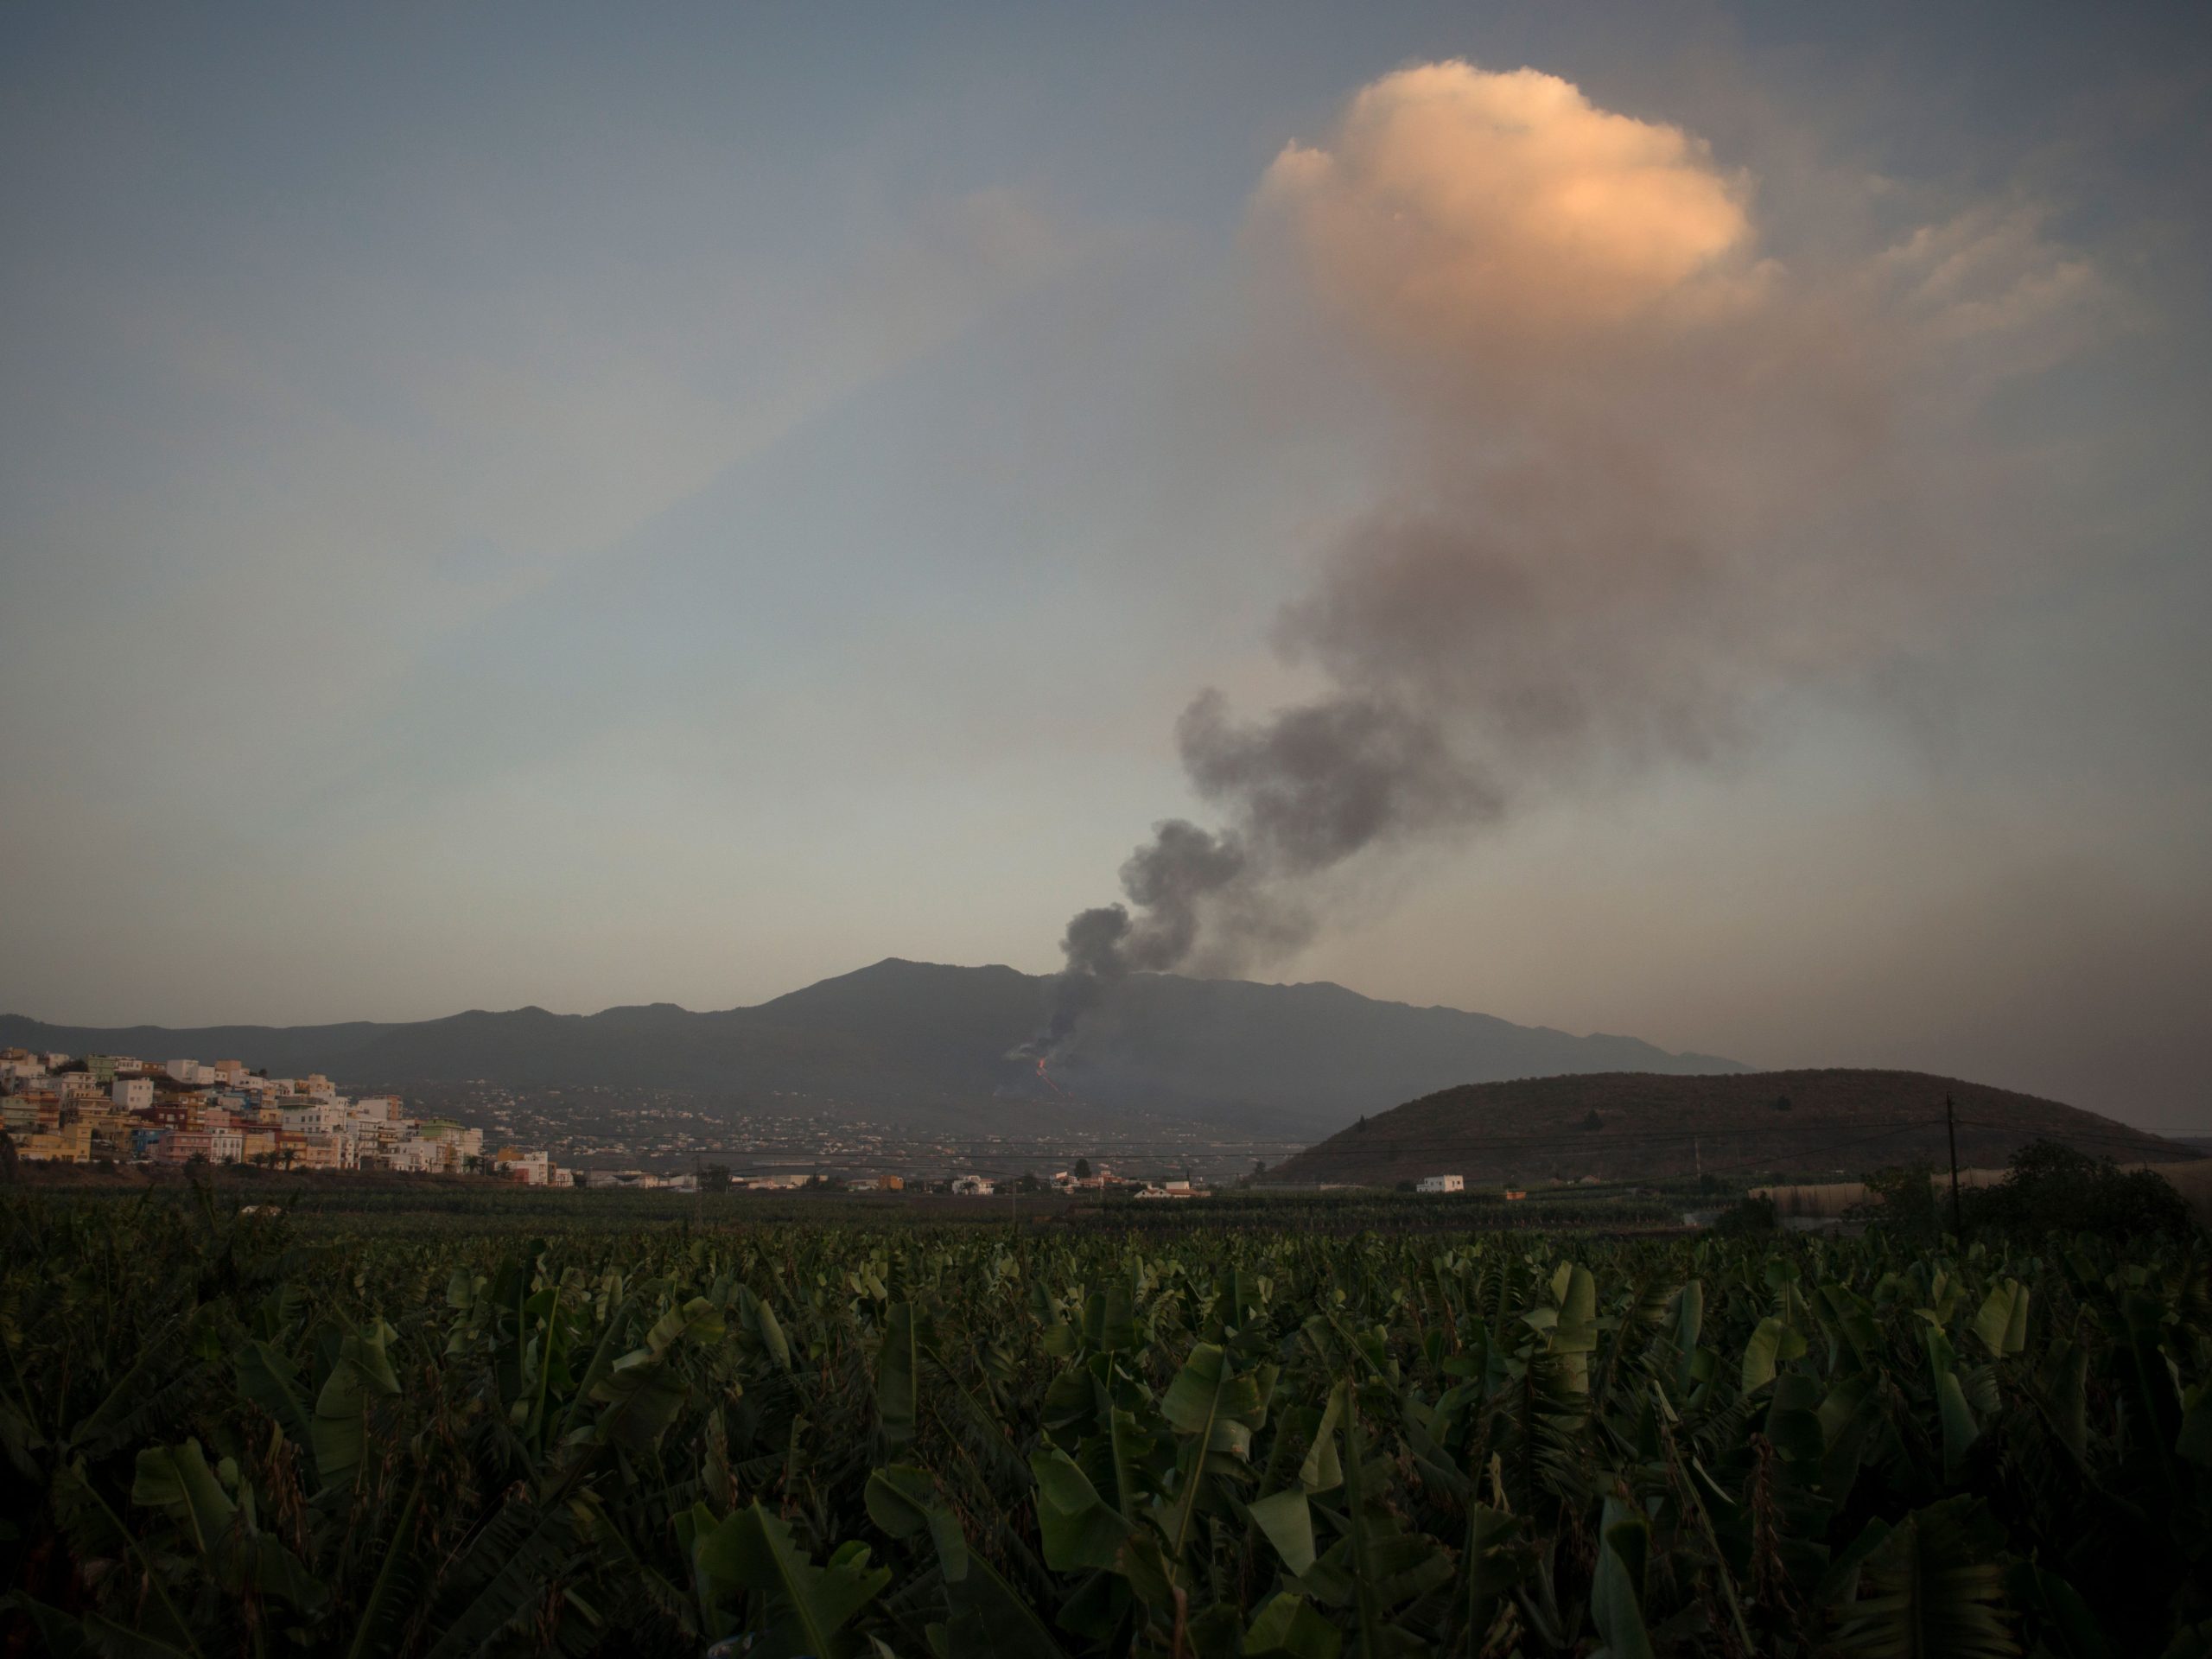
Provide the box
[346,1113,416,1165]
[282,1100,346,1135]
[416,1120,483,1160]
[950,1174,995,1196]
[111,1077,154,1112]
[1415,1174,1465,1194]
[1134,1179,1205,1200]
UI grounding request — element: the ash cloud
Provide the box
[1032,60,2096,1053]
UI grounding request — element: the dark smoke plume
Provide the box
[1026,676,1503,1054]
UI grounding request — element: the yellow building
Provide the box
[24,1122,95,1162]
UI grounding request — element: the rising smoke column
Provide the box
[1034,61,2094,1052]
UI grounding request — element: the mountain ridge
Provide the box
[0,957,1743,1133]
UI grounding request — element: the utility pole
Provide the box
[1944,1094,1963,1237]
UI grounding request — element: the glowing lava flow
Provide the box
[1034,1056,1064,1096]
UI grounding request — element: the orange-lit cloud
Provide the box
[1256,62,1764,363]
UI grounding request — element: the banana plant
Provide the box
[682,1499,889,1658]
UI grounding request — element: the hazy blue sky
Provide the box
[3,3,2208,1128]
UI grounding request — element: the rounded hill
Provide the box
[1262,1068,2198,1188]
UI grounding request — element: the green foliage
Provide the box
[1863,1164,1944,1237]
[1866,1141,2198,1244]
[1971,1139,2198,1241]
[1830,1497,2020,1657]
[0,1189,2206,1656]
[1709,1192,1777,1236]
[689,1501,888,1657]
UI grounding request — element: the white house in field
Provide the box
[1416,1174,1465,1194]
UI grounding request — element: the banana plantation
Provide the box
[3,1192,2208,1657]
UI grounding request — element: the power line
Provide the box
[1951,1118,2196,1154]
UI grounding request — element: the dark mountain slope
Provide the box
[1,957,1740,1133]
[747,959,1046,1076]
[1053,974,1740,1126]
[1264,1068,2197,1186]
[0,1018,392,1078]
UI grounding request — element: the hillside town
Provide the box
[0,1047,568,1184]
[0,1047,1224,1198]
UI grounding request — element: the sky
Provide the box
[3,2,2209,1129]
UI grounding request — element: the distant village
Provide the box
[0,1047,1215,1198]
[702,1164,1212,1201]
[0,1047,556,1181]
